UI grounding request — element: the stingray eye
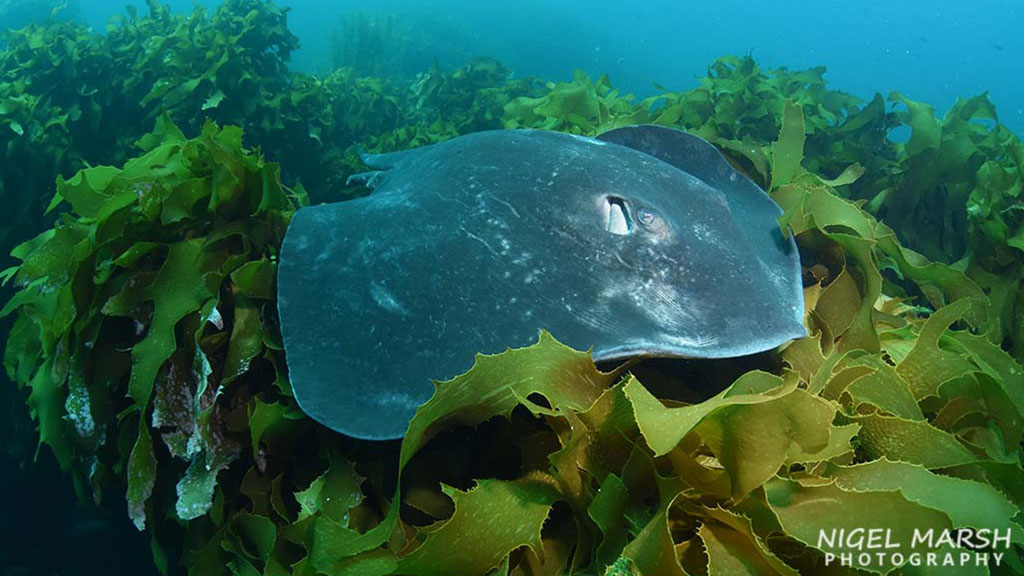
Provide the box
[637,209,657,228]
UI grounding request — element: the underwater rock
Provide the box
[277,125,804,440]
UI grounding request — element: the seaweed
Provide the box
[2,2,1024,574]
[327,10,474,81]
[5,103,1022,574]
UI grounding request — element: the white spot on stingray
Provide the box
[569,133,606,146]
[692,222,714,242]
[460,226,500,258]
[370,282,408,316]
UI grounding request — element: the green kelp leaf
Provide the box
[826,460,1022,542]
[135,112,188,152]
[223,297,263,384]
[896,299,979,399]
[945,461,1024,511]
[770,100,805,189]
[786,423,859,465]
[811,266,861,339]
[588,473,630,566]
[51,165,123,218]
[604,557,642,576]
[624,371,792,457]
[621,495,686,576]
[203,89,226,111]
[889,92,942,157]
[227,513,278,566]
[936,373,1023,463]
[843,358,924,420]
[874,234,985,316]
[402,330,616,465]
[127,421,158,530]
[128,239,215,409]
[695,387,835,498]
[231,258,276,300]
[819,163,866,188]
[550,384,639,515]
[248,399,305,461]
[312,331,619,570]
[856,414,981,468]
[627,371,835,497]
[946,332,1024,420]
[765,478,955,575]
[10,224,88,289]
[177,453,227,521]
[295,450,364,523]
[26,352,74,470]
[699,508,799,576]
[326,550,400,576]
[161,179,210,225]
[395,478,558,576]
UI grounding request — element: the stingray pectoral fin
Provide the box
[597,125,754,194]
[356,140,441,170]
[600,125,805,342]
[346,170,385,189]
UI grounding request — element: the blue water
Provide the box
[68,0,1022,132]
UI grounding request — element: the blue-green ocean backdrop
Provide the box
[0,0,1020,574]
[74,0,1024,133]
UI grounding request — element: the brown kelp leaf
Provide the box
[826,460,1022,543]
[785,423,859,465]
[698,508,799,576]
[765,478,957,575]
[895,298,981,399]
[402,330,617,466]
[694,386,835,498]
[842,358,924,420]
[624,371,793,457]
[620,495,687,576]
[770,100,806,189]
[627,370,835,498]
[856,414,980,468]
[312,331,620,570]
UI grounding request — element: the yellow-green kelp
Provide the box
[3,100,1022,575]
[2,3,1024,574]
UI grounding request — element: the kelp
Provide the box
[2,118,298,569]
[328,10,473,81]
[5,101,1023,574]
[3,1,1024,574]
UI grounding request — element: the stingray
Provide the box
[277,125,805,440]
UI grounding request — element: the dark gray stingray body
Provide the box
[277,126,805,440]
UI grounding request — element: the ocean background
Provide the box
[0,0,1021,575]
[68,0,1024,134]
